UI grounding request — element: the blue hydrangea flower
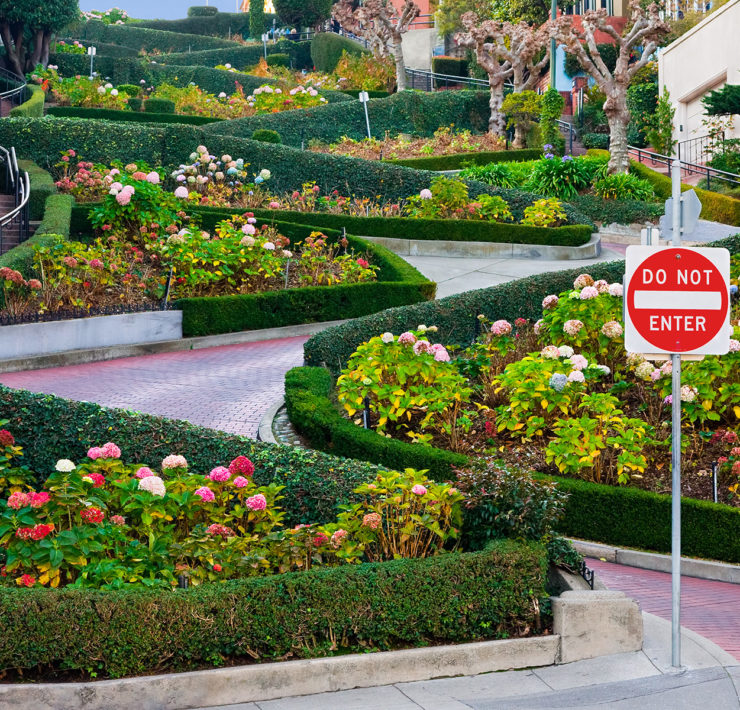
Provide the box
[731,284,738,296]
[255,176,264,184]
[549,373,568,392]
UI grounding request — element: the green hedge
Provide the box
[588,149,740,228]
[581,133,609,150]
[55,39,140,58]
[79,19,238,51]
[387,148,541,171]
[206,208,594,247]
[206,90,492,147]
[48,54,139,85]
[158,39,313,71]
[568,194,664,225]
[340,89,392,99]
[138,11,251,38]
[0,540,545,679]
[285,366,467,479]
[0,118,591,223]
[46,106,222,126]
[284,367,740,563]
[8,85,44,118]
[310,32,368,72]
[0,194,72,275]
[144,97,175,114]
[143,64,279,95]
[17,159,56,221]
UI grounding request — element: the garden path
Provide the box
[588,558,740,661]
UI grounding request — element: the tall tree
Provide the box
[273,0,333,30]
[0,0,78,76]
[436,0,573,35]
[332,0,420,92]
[553,0,669,174]
[249,0,265,40]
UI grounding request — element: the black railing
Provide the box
[629,145,740,191]
[0,146,30,255]
[557,119,577,155]
[677,132,723,166]
[0,67,27,112]
[404,67,513,92]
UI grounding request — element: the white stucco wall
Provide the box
[658,0,740,149]
[401,28,439,72]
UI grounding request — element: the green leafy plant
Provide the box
[539,88,565,155]
[645,88,676,156]
[594,173,656,202]
[502,90,542,149]
[520,198,567,227]
[525,155,594,200]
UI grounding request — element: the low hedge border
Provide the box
[283,366,740,563]
[17,159,56,221]
[0,540,546,679]
[46,106,223,126]
[568,195,664,225]
[8,85,44,118]
[587,149,740,228]
[0,194,73,275]
[387,148,541,171]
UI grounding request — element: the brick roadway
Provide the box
[588,558,740,661]
[0,336,308,439]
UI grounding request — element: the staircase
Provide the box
[0,146,30,256]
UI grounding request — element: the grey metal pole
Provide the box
[363,101,371,139]
[670,156,682,670]
[550,0,557,88]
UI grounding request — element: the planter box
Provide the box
[0,311,183,360]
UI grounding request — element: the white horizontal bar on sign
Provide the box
[633,290,722,310]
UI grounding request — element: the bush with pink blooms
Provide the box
[333,273,740,503]
[0,430,461,589]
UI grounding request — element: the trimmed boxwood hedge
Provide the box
[284,366,740,563]
[387,148,541,171]
[311,32,368,72]
[137,11,252,38]
[8,85,44,118]
[17,159,56,221]
[46,106,222,126]
[568,194,664,225]
[0,539,545,679]
[159,40,313,71]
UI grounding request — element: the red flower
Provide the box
[484,421,494,437]
[228,456,255,477]
[0,429,15,447]
[18,574,36,587]
[312,533,329,547]
[80,507,105,524]
[356,258,369,268]
[87,472,106,488]
[213,564,222,572]
[83,281,91,288]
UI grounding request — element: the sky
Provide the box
[78,1,243,20]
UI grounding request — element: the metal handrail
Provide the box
[677,132,724,167]
[629,145,740,191]
[0,145,30,255]
[0,66,26,107]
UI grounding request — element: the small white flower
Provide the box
[110,88,119,96]
[55,459,76,472]
[262,242,275,250]
[259,169,271,180]
[381,332,394,344]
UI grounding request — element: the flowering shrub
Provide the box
[81,7,129,23]
[520,198,567,228]
[54,40,86,55]
[333,50,396,92]
[0,431,456,589]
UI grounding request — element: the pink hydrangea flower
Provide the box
[194,486,215,502]
[541,345,560,359]
[146,171,160,184]
[419,188,432,199]
[162,454,188,470]
[534,319,544,335]
[601,321,623,339]
[110,515,126,526]
[580,286,599,300]
[608,283,623,297]
[362,512,382,529]
[568,354,588,370]
[573,274,594,289]
[208,466,231,482]
[398,332,416,345]
[594,279,609,294]
[542,295,559,310]
[567,370,585,383]
[490,320,512,336]
[87,446,103,460]
[100,442,121,459]
[430,343,450,362]
[331,529,348,548]
[7,491,29,509]
[116,190,132,206]
[135,467,154,479]
[413,339,432,355]
[650,369,661,381]
[729,339,740,352]
[563,320,584,336]
[174,186,189,199]
[411,484,427,496]
[241,223,256,236]
[138,476,166,497]
[29,491,50,508]
[246,493,267,511]
[232,476,249,488]
[229,456,255,476]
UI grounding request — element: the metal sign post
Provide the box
[261,34,269,60]
[625,159,730,671]
[358,91,371,139]
[87,45,97,80]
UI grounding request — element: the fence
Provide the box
[0,146,30,255]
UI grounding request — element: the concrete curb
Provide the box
[571,539,740,585]
[361,233,602,261]
[257,396,284,444]
[0,319,344,374]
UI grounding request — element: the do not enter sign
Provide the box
[625,246,731,355]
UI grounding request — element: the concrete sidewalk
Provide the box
[199,614,739,710]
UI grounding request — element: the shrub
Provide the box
[138,12,251,38]
[388,148,540,171]
[127,97,142,111]
[539,88,565,155]
[502,90,542,148]
[581,133,609,149]
[432,55,468,78]
[251,128,282,143]
[249,0,265,39]
[311,32,368,72]
[144,98,175,114]
[116,84,140,97]
[266,52,290,67]
[568,195,664,225]
[47,106,221,125]
[525,155,595,200]
[593,173,657,201]
[17,160,56,221]
[274,0,332,27]
[8,85,44,118]
[80,20,235,52]
[626,81,658,148]
[188,5,219,16]
[456,461,569,550]
[159,40,314,72]
[0,540,546,679]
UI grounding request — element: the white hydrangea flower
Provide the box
[55,459,76,472]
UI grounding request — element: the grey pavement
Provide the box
[198,613,740,710]
[406,244,626,299]
[659,217,740,244]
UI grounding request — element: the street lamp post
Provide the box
[87,45,97,80]
[550,0,557,89]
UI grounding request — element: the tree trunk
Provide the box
[488,77,506,137]
[513,125,525,149]
[41,32,51,68]
[0,22,24,78]
[392,38,406,92]
[604,89,630,174]
[29,29,44,70]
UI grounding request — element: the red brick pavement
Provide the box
[588,558,740,661]
[0,336,308,438]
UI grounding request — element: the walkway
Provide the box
[588,558,740,662]
[0,336,307,439]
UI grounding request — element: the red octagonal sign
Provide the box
[625,246,731,355]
